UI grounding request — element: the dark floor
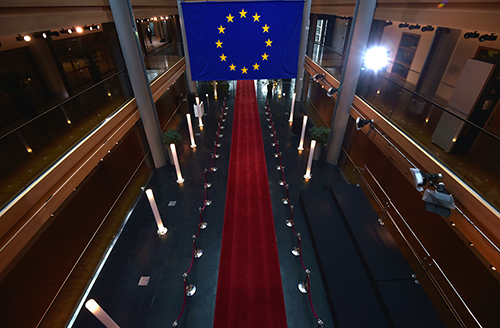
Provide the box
[68,80,446,328]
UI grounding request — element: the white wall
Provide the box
[437,30,500,101]
[380,22,435,85]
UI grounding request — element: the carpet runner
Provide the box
[213,80,288,328]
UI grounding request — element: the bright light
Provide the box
[186,113,197,148]
[23,35,31,42]
[170,144,185,184]
[42,33,47,39]
[68,29,72,34]
[146,189,168,235]
[85,299,99,313]
[298,115,308,151]
[304,140,316,180]
[364,47,389,71]
[76,26,83,33]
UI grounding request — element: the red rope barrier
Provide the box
[265,102,322,326]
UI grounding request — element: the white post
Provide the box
[85,299,120,328]
[186,113,197,148]
[298,115,308,151]
[289,92,297,122]
[198,116,204,127]
[145,189,168,235]
[304,140,316,180]
[170,143,185,184]
[213,81,218,98]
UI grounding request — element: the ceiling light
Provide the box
[76,26,83,33]
[398,22,409,28]
[23,35,31,42]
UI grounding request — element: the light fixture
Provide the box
[304,140,316,180]
[384,21,393,26]
[409,24,421,30]
[288,92,297,122]
[76,26,83,33]
[355,117,374,130]
[410,169,442,192]
[170,144,185,184]
[451,222,456,227]
[479,33,497,42]
[313,73,324,82]
[145,189,168,235]
[326,87,338,97]
[398,22,409,28]
[492,265,497,271]
[68,28,73,34]
[153,17,158,21]
[422,182,455,218]
[469,242,474,247]
[364,47,389,72]
[16,34,31,42]
[421,25,435,32]
[186,113,197,148]
[85,299,120,328]
[297,115,308,151]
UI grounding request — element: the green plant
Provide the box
[83,50,99,67]
[309,126,330,144]
[162,129,182,146]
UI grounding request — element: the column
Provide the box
[177,0,197,93]
[108,0,168,168]
[294,0,312,101]
[326,0,377,165]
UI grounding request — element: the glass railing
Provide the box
[0,70,134,209]
[306,44,500,213]
[144,43,183,83]
[355,69,500,212]
[0,46,186,210]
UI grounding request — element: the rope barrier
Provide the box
[172,98,229,327]
[264,102,323,326]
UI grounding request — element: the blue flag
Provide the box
[182,1,304,81]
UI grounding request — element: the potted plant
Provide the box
[163,129,182,165]
[83,50,102,83]
[309,126,330,160]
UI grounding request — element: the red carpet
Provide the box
[213,80,288,328]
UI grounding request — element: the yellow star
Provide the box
[262,53,269,60]
[216,39,223,48]
[220,54,227,61]
[241,67,248,74]
[227,13,234,22]
[239,9,247,18]
[265,39,273,47]
[262,24,270,33]
[218,25,225,34]
[252,13,260,22]
[229,63,236,71]
[253,63,260,70]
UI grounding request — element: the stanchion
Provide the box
[85,299,120,328]
[292,233,301,256]
[282,184,289,204]
[285,205,294,227]
[199,207,208,230]
[183,273,196,296]
[204,169,212,189]
[298,269,310,294]
[192,235,203,259]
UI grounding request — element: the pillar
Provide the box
[326,0,377,165]
[108,0,168,168]
[177,0,197,93]
[294,0,312,101]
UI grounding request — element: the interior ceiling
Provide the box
[0,1,498,42]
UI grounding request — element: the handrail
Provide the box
[342,148,483,328]
[0,68,129,141]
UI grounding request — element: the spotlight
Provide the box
[410,168,443,191]
[398,22,409,28]
[42,32,47,38]
[313,73,324,82]
[409,24,421,30]
[479,33,497,42]
[384,21,393,27]
[422,182,455,218]
[364,47,389,71]
[75,26,83,33]
[326,87,338,97]
[355,117,374,130]
[421,25,435,32]
[16,34,31,42]
[51,31,60,37]
[68,28,73,34]
[464,31,479,39]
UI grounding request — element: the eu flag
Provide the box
[182,1,304,81]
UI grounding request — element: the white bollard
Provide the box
[304,140,316,180]
[298,115,308,151]
[145,189,168,236]
[85,299,120,328]
[186,114,197,148]
[170,143,185,184]
[289,92,297,123]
